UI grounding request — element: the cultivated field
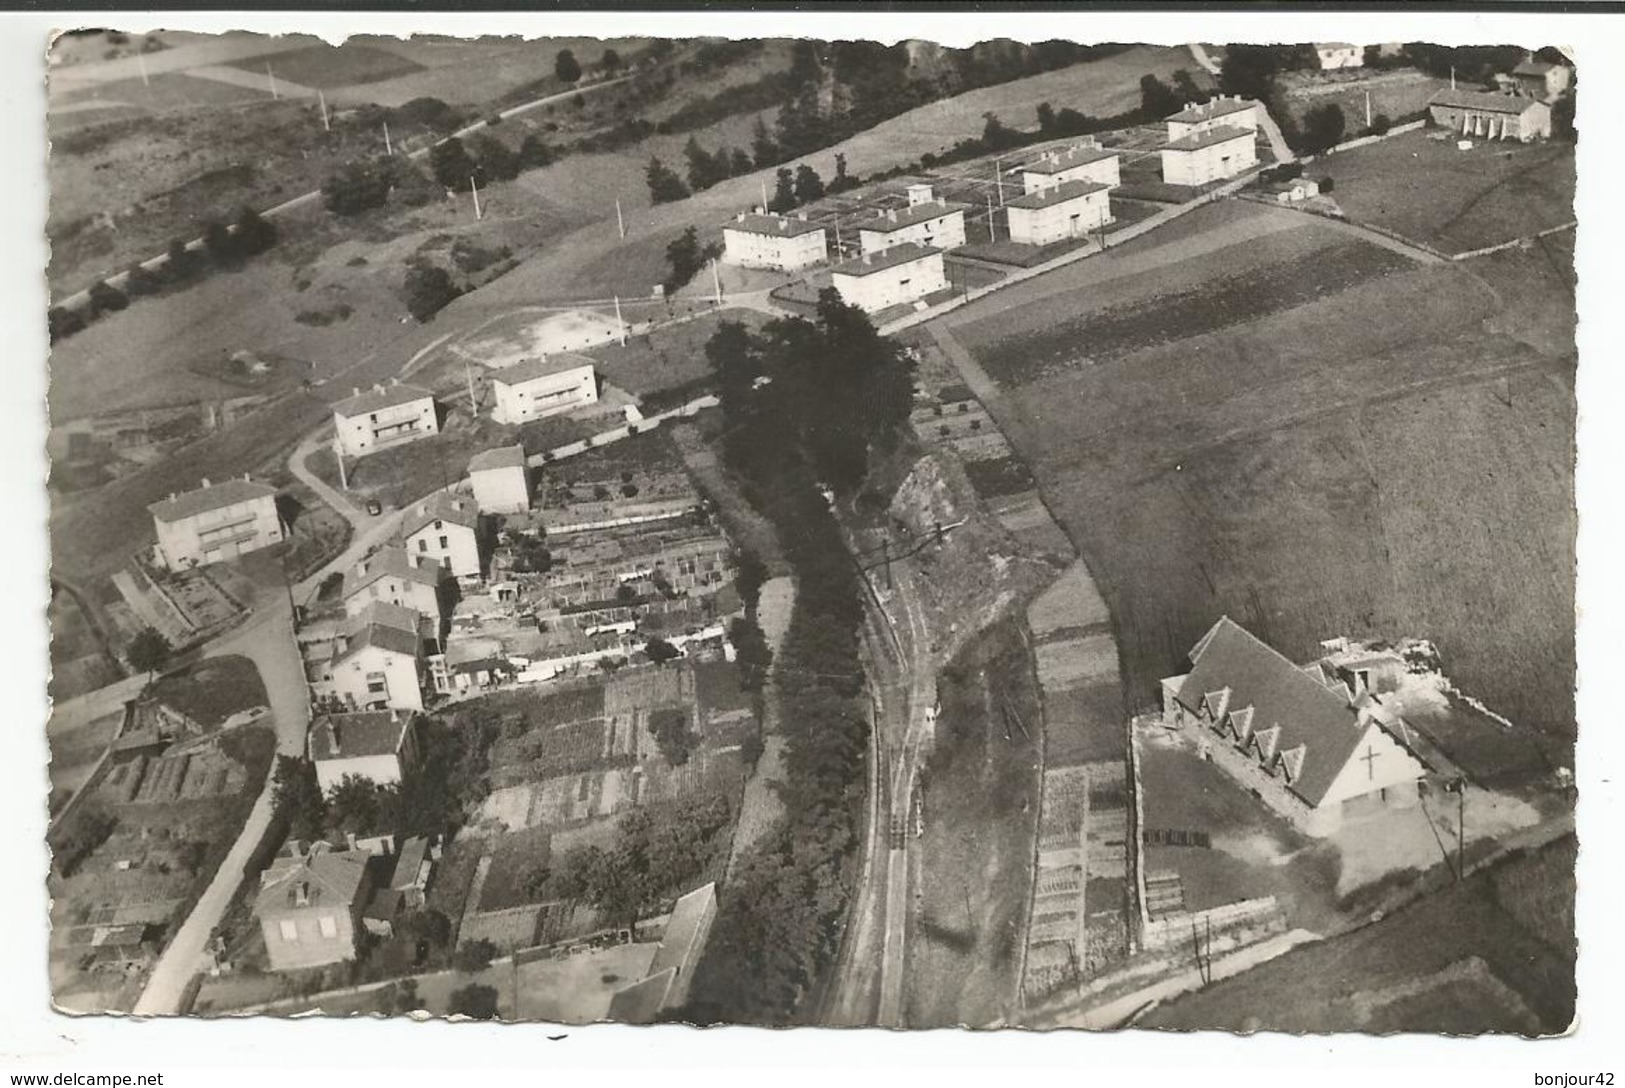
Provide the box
[1315,129,1576,255]
[585,309,771,401]
[938,197,1575,746]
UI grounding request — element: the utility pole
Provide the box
[709,258,723,305]
[759,178,769,213]
[318,89,331,133]
[986,193,997,242]
[994,157,1005,205]
[470,175,483,220]
[1450,65,1457,91]
[383,121,394,156]
[464,360,478,411]
[266,63,279,101]
[333,437,349,491]
[615,197,626,239]
[1364,89,1373,130]
[613,294,627,345]
[1457,777,1466,881]
[136,49,150,88]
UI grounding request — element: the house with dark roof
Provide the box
[830,241,947,314]
[254,844,374,972]
[1510,57,1571,101]
[1005,179,1114,246]
[1160,617,1430,836]
[1428,88,1552,141]
[489,353,599,426]
[857,185,969,255]
[401,492,483,581]
[307,601,432,712]
[606,882,717,1023]
[1165,96,1260,143]
[309,709,422,793]
[1314,42,1363,70]
[722,211,829,271]
[1020,141,1121,193]
[342,545,447,625]
[1160,124,1258,186]
[147,476,284,570]
[332,382,439,458]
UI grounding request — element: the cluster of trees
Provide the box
[50,205,279,344]
[678,294,913,1024]
[648,706,699,767]
[51,804,117,879]
[322,132,554,221]
[402,260,460,324]
[662,225,722,295]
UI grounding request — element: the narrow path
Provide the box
[1186,43,1221,76]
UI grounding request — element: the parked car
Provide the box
[366,499,382,516]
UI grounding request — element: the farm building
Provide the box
[401,492,482,581]
[489,354,599,426]
[830,242,947,314]
[858,185,969,255]
[255,844,374,973]
[308,709,422,793]
[306,600,431,713]
[147,476,283,570]
[1159,617,1431,838]
[721,212,828,271]
[1019,140,1121,193]
[1261,176,1321,204]
[1005,179,1114,246]
[468,444,531,514]
[1161,126,1258,186]
[1509,58,1571,101]
[1427,89,1552,141]
[1314,42,1364,70]
[342,546,446,624]
[1165,96,1260,142]
[332,383,439,459]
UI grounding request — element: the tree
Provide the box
[768,166,796,213]
[271,756,326,843]
[1299,102,1346,154]
[645,155,691,204]
[600,47,621,73]
[326,774,389,836]
[750,114,779,167]
[201,218,236,265]
[555,48,582,84]
[648,706,696,766]
[1139,73,1183,119]
[87,279,128,316]
[1218,43,1286,101]
[517,134,554,170]
[234,205,277,255]
[663,225,717,294]
[792,163,825,205]
[469,132,519,183]
[47,305,85,343]
[447,983,499,1020]
[452,938,497,973]
[981,112,1020,152]
[166,237,196,279]
[1035,101,1057,134]
[683,136,723,192]
[53,804,116,878]
[429,137,481,190]
[728,148,753,177]
[728,616,773,691]
[124,261,161,298]
[399,908,452,951]
[645,638,681,666]
[403,262,459,323]
[323,161,392,216]
[732,549,768,612]
[127,626,171,679]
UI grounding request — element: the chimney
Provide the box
[328,720,340,753]
[352,386,361,398]
[736,211,745,222]
[796,210,808,222]
[887,208,898,223]
[200,477,211,488]
[345,830,359,851]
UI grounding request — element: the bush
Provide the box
[1318,175,1335,194]
[446,983,499,1020]
[402,262,459,323]
[1370,113,1392,136]
[47,305,86,343]
[87,279,128,316]
[452,938,497,973]
[322,160,392,216]
[124,262,161,298]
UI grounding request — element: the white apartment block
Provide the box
[1161,126,1258,186]
[1315,43,1364,70]
[468,444,531,514]
[858,185,968,256]
[148,476,284,570]
[489,354,598,426]
[1165,96,1260,143]
[830,242,948,314]
[1005,180,1114,246]
[722,212,828,271]
[401,493,482,581]
[1020,142,1121,194]
[332,384,440,459]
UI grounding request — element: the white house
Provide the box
[309,601,428,713]
[1020,141,1121,194]
[343,546,445,625]
[721,212,828,271]
[332,384,439,459]
[1428,89,1553,142]
[468,444,531,514]
[1510,58,1571,101]
[489,354,598,426]
[309,710,421,793]
[401,492,482,581]
[1165,96,1260,143]
[858,185,968,256]
[1161,126,1258,186]
[1005,179,1113,246]
[830,242,948,314]
[147,476,284,570]
[1314,43,1364,70]
[1159,617,1430,837]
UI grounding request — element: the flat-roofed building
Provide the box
[1005,179,1113,246]
[1161,125,1258,186]
[332,384,439,459]
[148,476,284,570]
[858,185,969,256]
[490,354,598,426]
[721,212,828,271]
[829,242,947,314]
[1020,141,1121,194]
[1165,96,1261,143]
[468,444,531,514]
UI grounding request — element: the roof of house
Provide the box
[1006,178,1111,211]
[1429,88,1548,115]
[858,199,971,234]
[1512,59,1560,77]
[469,444,528,473]
[725,213,826,239]
[1315,42,1358,51]
[401,492,479,539]
[336,614,422,662]
[830,241,944,279]
[309,710,414,762]
[255,848,371,919]
[148,478,278,523]
[389,837,432,891]
[1021,144,1118,176]
[607,968,677,1024]
[363,888,404,924]
[648,882,717,980]
[345,547,443,598]
[333,383,436,419]
[490,353,597,387]
[347,600,422,637]
[1168,97,1257,125]
[1173,617,1375,808]
[1163,124,1256,153]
